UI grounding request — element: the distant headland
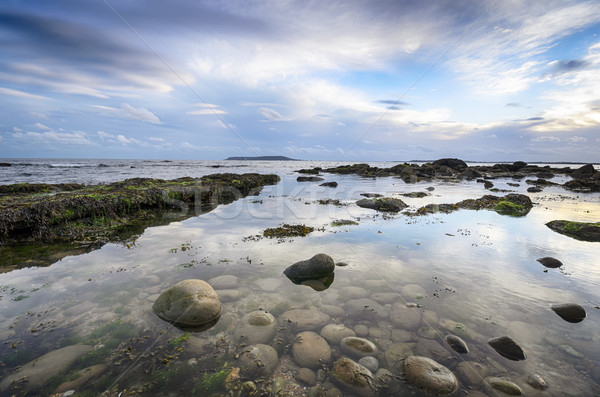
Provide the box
[225,156,299,161]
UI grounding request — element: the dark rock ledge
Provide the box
[0,173,279,270]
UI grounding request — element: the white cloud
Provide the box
[97,131,115,141]
[0,87,49,100]
[116,134,143,145]
[120,103,161,124]
[187,104,227,115]
[12,130,95,145]
[33,123,50,130]
[258,107,292,121]
[531,135,561,142]
[149,137,165,142]
[566,136,587,143]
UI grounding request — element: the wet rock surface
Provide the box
[331,357,377,397]
[488,336,526,361]
[445,334,469,354]
[340,336,379,358]
[403,355,458,395]
[237,344,279,378]
[546,220,600,241]
[356,197,408,212]
[292,331,332,369]
[536,256,563,268]
[320,324,356,344]
[234,310,277,344]
[284,253,335,280]
[485,376,522,395]
[279,308,331,331]
[551,303,587,323]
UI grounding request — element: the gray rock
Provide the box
[415,338,452,363]
[456,361,488,386]
[551,303,586,323]
[237,344,279,378]
[485,376,522,395]
[284,254,335,280]
[208,274,239,289]
[340,336,379,359]
[344,298,388,320]
[280,308,331,331]
[488,336,526,361]
[527,373,548,390]
[356,197,408,212]
[389,302,421,330]
[403,356,458,395]
[298,176,325,182]
[0,344,93,392]
[152,279,221,331]
[292,331,332,369]
[445,334,469,354]
[358,356,379,372]
[320,304,346,318]
[331,357,377,397]
[234,310,277,345]
[295,367,317,386]
[320,181,338,188]
[354,324,369,336]
[216,289,241,302]
[536,256,563,268]
[320,324,356,345]
[571,163,596,179]
[384,342,414,368]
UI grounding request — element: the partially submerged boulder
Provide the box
[356,197,408,212]
[546,220,600,242]
[152,279,222,331]
[284,253,335,280]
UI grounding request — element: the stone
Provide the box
[358,356,379,373]
[0,344,93,392]
[403,356,458,395]
[152,279,221,331]
[536,256,563,268]
[432,158,468,170]
[237,344,279,378]
[280,308,331,331]
[340,337,379,359]
[571,164,596,179]
[488,336,526,361]
[371,292,398,304]
[234,310,277,344]
[320,304,346,318]
[445,334,469,354]
[331,357,377,397]
[320,181,338,188]
[354,324,369,336]
[485,377,522,395]
[55,364,108,393]
[344,298,388,320]
[389,302,421,330]
[551,303,586,323]
[298,176,325,182]
[216,289,241,302]
[284,253,335,280]
[356,197,408,212]
[415,338,452,363]
[545,220,600,242]
[295,368,317,385]
[401,284,427,298]
[208,274,239,289]
[292,331,332,369]
[384,342,414,368]
[527,373,548,390]
[320,324,356,345]
[456,361,488,386]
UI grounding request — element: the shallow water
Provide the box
[0,163,599,396]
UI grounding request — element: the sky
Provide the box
[0,0,599,162]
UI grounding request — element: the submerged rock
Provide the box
[356,197,408,212]
[551,303,586,323]
[488,336,526,361]
[340,336,379,358]
[284,253,335,280]
[403,355,458,395]
[485,377,522,395]
[236,344,279,378]
[152,279,221,331]
[331,357,377,397]
[527,373,549,390]
[234,310,277,344]
[445,334,469,354]
[320,324,356,344]
[279,308,331,331]
[536,256,563,268]
[546,220,600,242]
[292,331,332,369]
[297,176,324,182]
[320,181,338,188]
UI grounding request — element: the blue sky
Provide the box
[0,0,599,162]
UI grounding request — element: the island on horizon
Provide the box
[225,155,299,161]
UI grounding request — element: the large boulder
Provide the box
[292,331,332,368]
[331,357,378,397]
[403,356,458,395]
[236,344,279,378]
[546,220,600,242]
[284,253,335,280]
[570,164,596,179]
[432,158,468,170]
[152,279,221,331]
[356,197,408,212]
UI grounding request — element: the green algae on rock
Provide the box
[263,224,314,238]
[546,220,600,242]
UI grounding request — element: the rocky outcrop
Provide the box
[546,220,600,242]
[356,197,408,212]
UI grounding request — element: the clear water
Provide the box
[0,160,599,396]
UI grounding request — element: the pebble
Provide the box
[485,376,522,395]
[295,368,317,386]
[389,302,421,330]
[320,324,356,344]
[354,324,369,336]
[527,372,549,390]
[358,356,379,372]
[445,334,469,353]
[488,336,526,361]
[237,344,279,378]
[292,331,332,369]
[403,355,458,395]
[344,298,388,320]
[384,342,414,368]
[456,361,488,386]
[401,284,427,298]
[340,336,379,358]
[216,289,241,302]
[331,357,377,397]
[551,303,586,323]
[320,304,346,318]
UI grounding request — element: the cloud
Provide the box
[258,107,292,121]
[544,59,591,78]
[33,122,50,130]
[505,103,521,107]
[0,86,49,100]
[12,130,95,145]
[97,131,115,141]
[116,134,143,145]
[565,136,587,143]
[187,103,227,116]
[148,137,165,142]
[120,104,161,124]
[531,135,561,142]
[377,99,409,106]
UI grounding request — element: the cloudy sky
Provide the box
[1,0,599,161]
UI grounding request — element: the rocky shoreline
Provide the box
[0,173,279,270]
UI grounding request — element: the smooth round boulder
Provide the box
[284,253,335,280]
[320,324,356,345]
[488,336,526,361]
[445,334,469,354]
[234,311,277,344]
[292,331,332,369]
[551,303,586,323]
[331,357,377,397]
[152,279,221,331]
[237,344,279,378]
[208,274,239,289]
[358,356,379,373]
[403,356,458,395]
[389,302,421,330]
[279,308,331,331]
[340,336,379,359]
[485,377,522,395]
[536,257,563,268]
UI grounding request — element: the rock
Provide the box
[445,334,469,354]
[320,324,356,345]
[401,283,427,298]
[527,186,542,193]
[536,256,563,268]
[509,161,527,172]
[545,220,600,242]
[296,274,335,291]
[293,331,332,369]
[358,356,379,373]
[456,361,488,386]
[55,364,108,393]
[485,377,522,395]
[216,289,241,302]
[320,181,338,188]
[371,292,398,304]
[295,367,317,386]
[571,164,596,179]
[331,357,377,397]
[280,308,331,331]
[432,158,468,170]
[0,344,93,392]
[551,303,586,323]
[415,338,452,363]
[320,304,346,318]
[484,181,494,189]
[384,342,414,368]
[356,197,408,212]
[340,286,369,299]
[389,302,421,330]
[284,253,335,280]
[0,162,11,167]
[234,310,277,344]
[527,373,549,390]
[340,337,379,359]
[208,274,239,289]
[152,279,221,331]
[360,193,382,198]
[237,344,279,378]
[344,298,388,320]
[488,336,526,361]
[298,176,325,182]
[354,324,369,336]
[403,356,458,395]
